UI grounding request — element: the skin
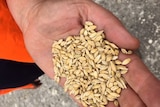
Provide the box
[6,0,160,107]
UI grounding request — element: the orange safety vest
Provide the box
[0,0,43,95]
[0,0,33,62]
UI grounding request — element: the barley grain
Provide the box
[117,65,128,70]
[121,48,133,54]
[111,86,119,91]
[108,82,114,88]
[99,73,109,79]
[114,100,119,107]
[110,77,115,83]
[121,48,128,54]
[121,70,128,74]
[94,54,101,63]
[116,88,121,94]
[109,92,120,98]
[89,25,97,30]
[110,61,117,71]
[85,21,94,26]
[115,60,122,65]
[116,72,121,78]
[106,54,112,62]
[122,58,131,65]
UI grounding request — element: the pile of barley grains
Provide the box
[52,21,132,107]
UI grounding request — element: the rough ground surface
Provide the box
[0,0,160,107]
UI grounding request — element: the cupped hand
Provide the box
[7,0,160,107]
[21,0,139,79]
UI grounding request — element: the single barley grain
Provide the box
[122,58,131,65]
[114,100,119,107]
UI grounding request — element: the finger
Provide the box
[119,53,160,107]
[106,102,116,107]
[86,1,139,49]
[118,86,146,107]
[70,93,117,107]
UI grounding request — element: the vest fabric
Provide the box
[0,0,44,90]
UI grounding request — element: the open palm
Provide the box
[7,0,160,107]
[23,0,138,78]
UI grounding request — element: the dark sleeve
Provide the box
[0,59,44,89]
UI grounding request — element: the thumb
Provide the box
[119,53,160,107]
[86,1,139,50]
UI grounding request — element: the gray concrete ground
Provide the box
[0,0,160,107]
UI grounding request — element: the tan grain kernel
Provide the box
[108,82,114,88]
[121,70,128,74]
[98,77,105,82]
[86,50,94,60]
[109,43,119,49]
[117,81,124,89]
[113,81,118,86]
[114,100,119,107]
[119,78,127,89]
[107,95,116,101]
[90,48,97,53]
[110,61,117,71]
[116,88,121,94]
[99,65,108,70]
[94,54,101,63]
[101,53,106,61]
[102,96,108,104]
[89,25,97,30]
[117,65,128,70]
[80,28,85,35]
[89,32,97,38]
[111,86,119,91]
[121,48,133,54]
[106,55,112,62]
[107,97,115,101]
[81,101,88,107]
[115,60,122,65]
[122,58,131,65]
[116,72,121,78]
[121,48,128,54]
[85,21,94,26]
[90,71,98,78]
[99,73,109,79]
[96,30,104,36]
[106,88,112,94]
[94,35,102,42]
[128,50,133,54]
[109,92,120,98]
[112,56,118,60]
[114,49,119,55]
[93,50,99,58]
[110,77,115,83]
[84,30,88,36]
[101,82,106,94]
[92,84,101,89]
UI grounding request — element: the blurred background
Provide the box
[0,0,160,107]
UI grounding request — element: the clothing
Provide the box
[0,0,44,94]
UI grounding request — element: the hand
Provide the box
[118,53,160,107]
[6,0,160,107]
